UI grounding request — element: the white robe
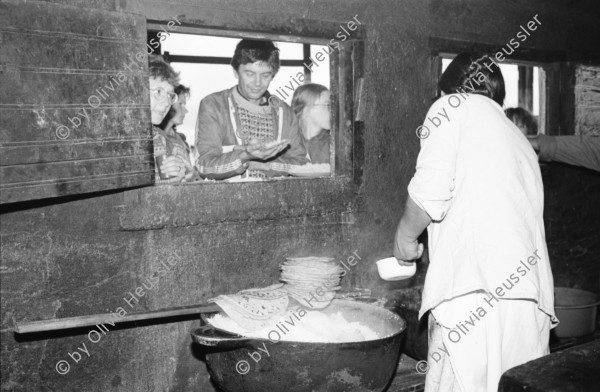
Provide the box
[407,93,558,391]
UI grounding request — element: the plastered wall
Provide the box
[1,1,599,391]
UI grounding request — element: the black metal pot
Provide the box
[191,299,406,392]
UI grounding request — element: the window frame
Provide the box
[145,19,365,184]
[118,17,366,230]
[437,52,548,134]
[429,37,568,136]
[152,29,314,82]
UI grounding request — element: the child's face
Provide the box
[303,90,331,136]
[312,90,331,131]
[171,94,188,126]
[149,77,175,124]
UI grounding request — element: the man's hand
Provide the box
[392,196,430,264]
[393,228,423,265]
[241,138,289,162]
[394,221,423,265]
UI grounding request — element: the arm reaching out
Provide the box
[529,135,600,172]
[395,96,460,263]
[394,196,431,263]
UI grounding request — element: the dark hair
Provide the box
[231,39,280,74]
[439,52,505,106]
[174,84,190,99]
[505,107,538,135]
[148,54,179,86]
[159,84,190,131]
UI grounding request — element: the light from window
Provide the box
[441,57,545,133]
[160,33,330,145]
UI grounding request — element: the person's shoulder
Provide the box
[426,94,466,114]
[267,96,297,123]
[152,126,167,145]
[152,125,166,135]
[469,93,499,106]
[201,87,234,105]
[267,94,291,111]
[280,101,294,114]
[428,93,466,108]
[440,93,500,114]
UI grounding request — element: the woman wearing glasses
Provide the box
[291,83,331,164]
[149,55,195,183]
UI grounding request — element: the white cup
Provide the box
[376,257,417,281]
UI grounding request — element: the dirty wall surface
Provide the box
[1,0,599,391]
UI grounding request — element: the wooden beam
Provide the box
[15,303,221,334]
[518,65,534,112]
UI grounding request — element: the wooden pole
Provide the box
[15,303,221,334]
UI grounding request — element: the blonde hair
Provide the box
[291,83,329,131]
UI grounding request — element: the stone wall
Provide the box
[1,0,599,391]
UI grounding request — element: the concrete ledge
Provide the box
[119,176,360,230]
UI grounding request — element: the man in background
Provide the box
[194,39,307,180]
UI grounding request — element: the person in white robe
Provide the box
[393,52,558,392]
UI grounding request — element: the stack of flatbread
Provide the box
[280,256,344,309]
[208,283,289,330]
[208,256,345,330]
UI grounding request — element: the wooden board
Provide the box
[0,0,153,204]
